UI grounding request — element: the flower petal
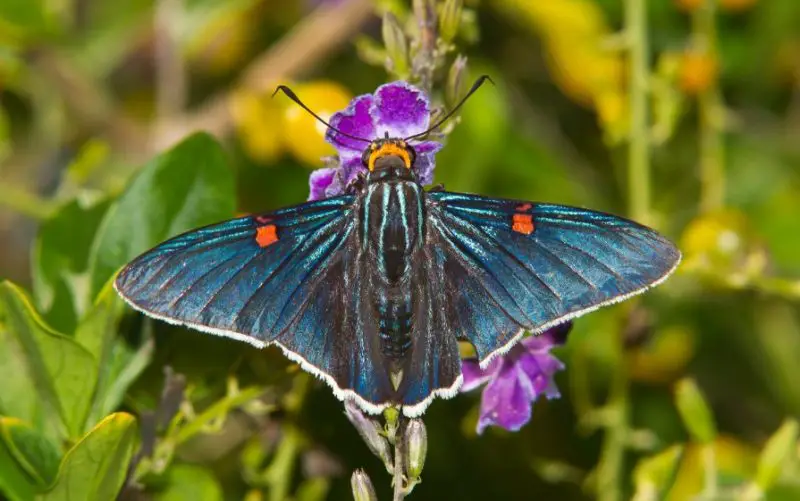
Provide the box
[308,167,338,201]
[340,157,367,187]
[461,358,499,392]
[411,141,442,185]
[476,362,536,434]
[371,82,430,139]
[326,94,375,158]
[517,351,564,399]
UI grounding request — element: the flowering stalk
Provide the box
[694,0,726,213]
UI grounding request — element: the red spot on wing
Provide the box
[256,224,279,247]
[512,213,534,235]
[255,215,273,224]
[516,203,533,212]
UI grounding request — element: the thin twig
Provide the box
[150,0,375,153]
[154,0,187,124]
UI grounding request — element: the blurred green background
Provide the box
[2,0,800,500]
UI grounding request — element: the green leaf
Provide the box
[88,132,236,298]
[154,464,223,501]
[90,326,154,424]
[42,413,137,501]
[32,199,110,333]
[0,281,97,439]
[0,434,39,501]
[77,279,153,424]
[0,417,60,488]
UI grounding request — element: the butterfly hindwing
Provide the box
[115,195,394,411]
[426,191,681,362]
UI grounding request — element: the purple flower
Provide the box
[461,322,572,434]
[308,81,443,200]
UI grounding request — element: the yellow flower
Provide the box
[230,89,283,163]
[679,50,719,95]
[281,81,352,167]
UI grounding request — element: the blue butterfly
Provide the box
[115,79,680,417]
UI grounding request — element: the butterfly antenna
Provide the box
[272,85,372,144]
[404,75,495,141]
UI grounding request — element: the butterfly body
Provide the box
[115,142,680,416]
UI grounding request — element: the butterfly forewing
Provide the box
[426,191,681,363]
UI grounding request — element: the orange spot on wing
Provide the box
[516,203,533,212]
[512,213,534,235]
[256,224,278,247]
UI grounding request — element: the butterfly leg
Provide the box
[345,172,367,194]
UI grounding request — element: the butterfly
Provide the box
[115,78,680,417]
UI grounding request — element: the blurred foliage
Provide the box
[1,0,800,500]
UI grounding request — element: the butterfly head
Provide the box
[362,138,417,172]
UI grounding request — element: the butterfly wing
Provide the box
[114,195,394,412]
[426,191,681,363]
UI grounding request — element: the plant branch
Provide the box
[626,0,651,224]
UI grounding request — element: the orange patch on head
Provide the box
[256,224,278,247]
[512,213,534,235]
[368,142,412,171]
[516,203,533,212]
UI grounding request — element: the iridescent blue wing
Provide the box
[114,196,394,411]
[426,191,681,363]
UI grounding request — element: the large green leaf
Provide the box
[87,132,236,298]
[0,281,97,439]
[154,464,223,501]
[42,413,137,501]
[32,199,110,333]
[0,435,39,501]
[0,417,60,489]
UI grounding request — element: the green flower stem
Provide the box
[263,425,303,501]
[597,1,652,499]
[133,385,265,481]
[172,386,264,444]
[626,0,651,225]
[596,354,629,501]
[392,416,408,501]
[695,0,726,213]
[0,183,58,220]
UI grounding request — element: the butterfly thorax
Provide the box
[361,157,425,373]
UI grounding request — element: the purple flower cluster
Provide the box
[309,82,442,201]
[461,323,571,433]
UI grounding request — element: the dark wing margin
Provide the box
[426,191,681,366]
[114,195,393,414]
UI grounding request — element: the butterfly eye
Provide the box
[406,144,417,167]
[361,146,372,168]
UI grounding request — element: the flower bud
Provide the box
[345,402,392,470]
[632,445,683,499]
[755,419,799,491]
[382,12,409,78]
[404,419,428,480]
[351,469,377,501]
[439,0,463,43]
[675,378,717,443]
[446,55,469,110]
